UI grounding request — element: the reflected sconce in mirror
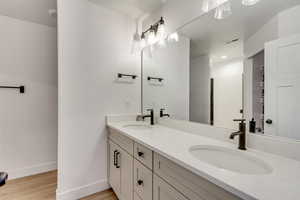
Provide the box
[202,0,261,20]
[118,73,138,80]
[147,76,164,82]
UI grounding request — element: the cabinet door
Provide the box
[153,175,188,200]
[134,160,153,200]
[109,141,121,197]
[120,147,133,200]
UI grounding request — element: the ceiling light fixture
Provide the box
[242,0,261,6]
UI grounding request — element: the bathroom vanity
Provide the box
[107,124,241,200]
[106,116,300,200]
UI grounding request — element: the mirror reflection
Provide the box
[142,0,300,140]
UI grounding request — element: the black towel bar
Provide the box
[118,73,137,79]
[0,86,25,93]
[147,76,163,82]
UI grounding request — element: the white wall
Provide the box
[190,55,210,124]
[0,15,57,179]
[57,0,141,199]
[143,37,190,120]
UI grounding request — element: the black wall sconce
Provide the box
[147,76,164,82]
[0,85,25,93]
[118,73,138,80]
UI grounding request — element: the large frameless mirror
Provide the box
[142,0,300,140]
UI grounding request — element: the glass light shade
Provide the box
[131,32,141,54]
[168,32,179,42]
[214,1,232,20]
[202,0,229,13]
[140,37,147,49]
[156,24,166,41]
[158,38,166,47]
[242,0,260,6]
[148,30,157,45]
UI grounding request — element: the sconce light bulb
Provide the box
[140,37,147,49]
[148,29,157,45]
[157,23,166,41]
[168,32,179,42]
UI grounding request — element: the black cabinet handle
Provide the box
[116,151,121,168]
[137,180,143,186]
[113,150,118,166]
[138,152,144,157]
[266,119,273,124]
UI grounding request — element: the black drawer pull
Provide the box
[266,119,273,124]
[138,152,144,157]
[116,151,121,168]
[113,150,118,166]
[137,180,143,186]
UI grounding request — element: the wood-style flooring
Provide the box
[0,171,117,200]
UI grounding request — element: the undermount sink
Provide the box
[123,123,153,130]
[189,145,273,175]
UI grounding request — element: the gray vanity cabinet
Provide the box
[153,174,188,200]
[134,159,153,200]
[108,140,133,200]
[108,129,241,200]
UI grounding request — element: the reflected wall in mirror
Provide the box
[142,0,300,140]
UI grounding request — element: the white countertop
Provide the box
[107,120,300,200]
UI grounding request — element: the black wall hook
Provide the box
[0,85,25,93]
[118,73,137,79]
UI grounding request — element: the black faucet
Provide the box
[143,109,154,125]
[160,109,170,118]
[230,119,247,150]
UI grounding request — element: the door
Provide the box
[214,73,243,130]
[265,34,300,140]
[120,147,133,200]
[153,175,188,200]
[108,141,121,197]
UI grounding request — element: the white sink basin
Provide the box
[123,123,153,130]
[189,145,272,175]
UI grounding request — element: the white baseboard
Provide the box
[7,161,57,180]
[56,179,110,200]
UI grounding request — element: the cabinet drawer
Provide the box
[154,153,242,200]
[153,174,188,200]
[108,128,134,155]
[134,142,153,169]
[134,159,153,200]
